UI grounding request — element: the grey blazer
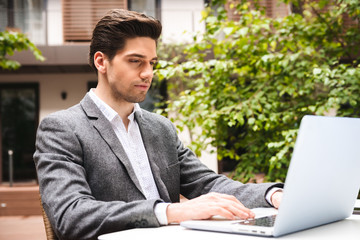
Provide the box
[34,93,278,240]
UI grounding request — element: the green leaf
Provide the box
[0,30,45,70]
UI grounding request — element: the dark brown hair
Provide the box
[89,9,162,72]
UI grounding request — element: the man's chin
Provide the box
[110,88,147,104]
[126,95,147,104]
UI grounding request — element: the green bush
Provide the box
[156,0,360,182]
[0,30,44,70]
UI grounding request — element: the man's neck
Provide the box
[93,88,134,129]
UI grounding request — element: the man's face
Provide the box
[105,37,157,104]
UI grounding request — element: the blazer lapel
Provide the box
[80,94,145,198]
[135,111,171,202]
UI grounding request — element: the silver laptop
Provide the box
[181,115,360,237]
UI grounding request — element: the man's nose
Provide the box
[140,63,153,81]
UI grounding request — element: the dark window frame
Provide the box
[0,82,39,184]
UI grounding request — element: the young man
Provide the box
[34,9,282,240]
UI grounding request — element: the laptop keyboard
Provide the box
[233,214,277,227]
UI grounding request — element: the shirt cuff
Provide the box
[154,202,171,225]
[265,187,283,206]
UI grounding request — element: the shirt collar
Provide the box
[88,89,142,122]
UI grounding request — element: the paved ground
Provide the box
[0,215,46,240]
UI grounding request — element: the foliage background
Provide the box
[156,0,360,183]
[0,30,44,70]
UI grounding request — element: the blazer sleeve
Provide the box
[34,113,161,240]
[171,121,281,209]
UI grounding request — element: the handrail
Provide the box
[8,149,13,187]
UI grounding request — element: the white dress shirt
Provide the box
[88,90,169,224]
[89,89,160,200]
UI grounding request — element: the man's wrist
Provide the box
[265,187,283,206]
[154,202,171,225]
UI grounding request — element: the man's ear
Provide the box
[94,51,107,74]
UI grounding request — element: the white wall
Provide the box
[161,0,205,43]
[47,0,63,45]
[0,73,95,121]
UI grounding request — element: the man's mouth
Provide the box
[134,84,149,90]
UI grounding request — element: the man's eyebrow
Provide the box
[126,53,158,61]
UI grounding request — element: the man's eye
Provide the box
[129,59,140,63]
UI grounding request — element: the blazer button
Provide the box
[134,221,140,228]
[140,220,148,227]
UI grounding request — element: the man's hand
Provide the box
[166,192,255,224]
[271,191,283,209]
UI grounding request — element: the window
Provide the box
[128,0,161,20]
[63,0,127,43]
[0,0,45,44]
[0,83,39,183]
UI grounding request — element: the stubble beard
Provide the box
[110,84,148,104]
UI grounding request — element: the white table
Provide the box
[99,200,360,240]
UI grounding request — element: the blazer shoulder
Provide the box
[139,109,175,129]
[140,109,168,120]
[42,93,95,124]
[39,103,85,129]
